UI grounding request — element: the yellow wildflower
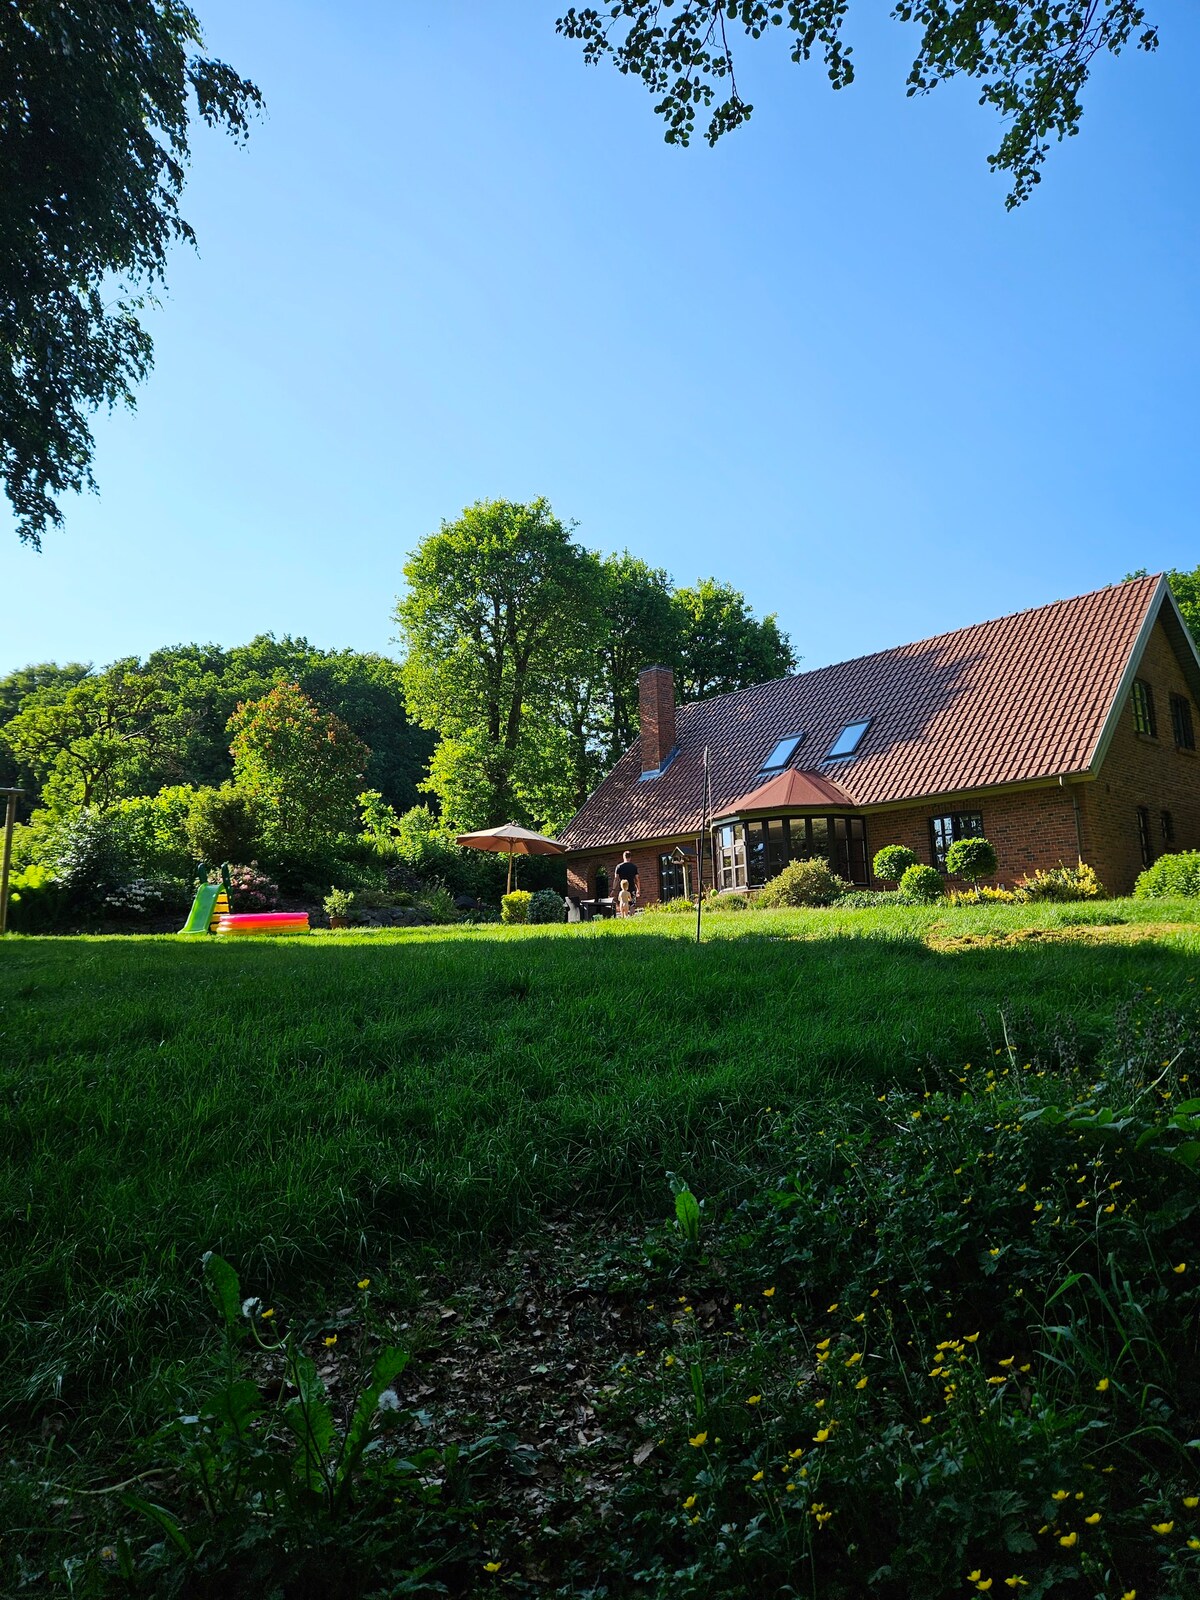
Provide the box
[816,1337,831,1351]
[261,1307,275,1319]
[1059,1532,1077,1548]
[746,1394,761,1405]
[964,1332,980,1343]
[688,1431,707,1447]
[1051,1490,1069,1502]
[1173,1263,1187,1275]
[827,1302,839,1312]
[683,1494,697,1509]
[1004,1580,1028,1590]
[324,1335,337,1347]
[1152,1521,1174,1535]
[751,1471,763,1483]
[1183,1496,1199,1508]
[1096,1377,1110,1392]
[813,1428,831,1443]
[1084,1513,1101,1525]
[483,1562,502,1573]
[855,1376,868,1390]
[357,1278,370,1289]
[998,1357,1014,1368]
[845,1352,862,1366]
[920,1415,932,1424]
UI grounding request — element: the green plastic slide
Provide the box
[179,883,219,935]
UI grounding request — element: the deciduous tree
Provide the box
[673,578,796,701]
[1,2,261,546]
[557,1,1158,206]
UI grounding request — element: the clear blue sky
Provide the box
[2,2,1197,679]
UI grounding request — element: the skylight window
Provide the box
[826,719,870,760]
[760,733,804,772]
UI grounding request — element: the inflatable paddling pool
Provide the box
[215,912,310,936]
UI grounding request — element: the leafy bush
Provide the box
[187,784,260,866]
[1021,862,1103,901]
[1134,851,1200,900]
[899,862,944,903]
[50,807,131,908]
[323,887,355,919]
[528,887,566,924]
[641,897,695,915]
[210,864,280,912]
[417,884,460,924]
[872,844,918,884]
[756,858,849,908]
[836,888,901,909]
[6,864,67,931]
[945,835,998,882]
[704,890,753,911]
[501,889,532,924]
[109,787,195,879]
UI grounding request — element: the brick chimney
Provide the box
[638,664,676,776]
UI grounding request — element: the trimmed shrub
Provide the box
[944,835,998,883]
[1021,862,1104,901]
[756,858,849,908]
[528,888,566,924]
[899,862,944,903]
[500,889,532,924]
[871,844,918,885]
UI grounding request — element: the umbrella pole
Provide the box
[507,843,514,896]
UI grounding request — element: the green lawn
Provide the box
[2,899,1199,1432]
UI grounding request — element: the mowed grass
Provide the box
[2,899,1199,1429]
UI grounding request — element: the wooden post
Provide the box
[0,788,23,936]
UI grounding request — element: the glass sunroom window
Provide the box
[742,815,869,887]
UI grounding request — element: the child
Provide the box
[617,878,633,917]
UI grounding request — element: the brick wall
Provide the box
[1076,619,1200,894]
[864,784,1081,888]
[567,836,710,905]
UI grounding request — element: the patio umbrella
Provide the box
[455,822,565,894]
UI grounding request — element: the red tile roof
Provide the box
[718,768,855,815]
[558,575,1166,852]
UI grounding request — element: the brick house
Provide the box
[557,575,1200,903]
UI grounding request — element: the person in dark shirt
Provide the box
[614,851,639,910]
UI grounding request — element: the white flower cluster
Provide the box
[376,1388,401,1413]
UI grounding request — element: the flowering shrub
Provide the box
[209,863,280,911]
[102,877,189,917]
[1021,862,1104,901]
[1134,851,1200,900]
[946,885,1023,905]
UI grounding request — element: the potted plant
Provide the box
[323,887,355,929]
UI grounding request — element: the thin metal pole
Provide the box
[695,746,709,946]
[0,788,22,937]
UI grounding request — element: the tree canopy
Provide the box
[1,2,261,547]
[395,498,795,831]
[556,1,1159,206]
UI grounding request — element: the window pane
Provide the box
[746,822,768,887]
[1132,680,1157,737]
[766,818,787,874]
[827,719,870,760]
[761,734,803,770]
[1171,693,1195,750]
[809,816,830,862]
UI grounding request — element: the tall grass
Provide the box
[2,901,1199,1434]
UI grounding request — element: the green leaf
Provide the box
[201,1252,242,1329]
[675,1186,702,1245]
[334,1345,410,1498]
[121,1495,194,1561]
